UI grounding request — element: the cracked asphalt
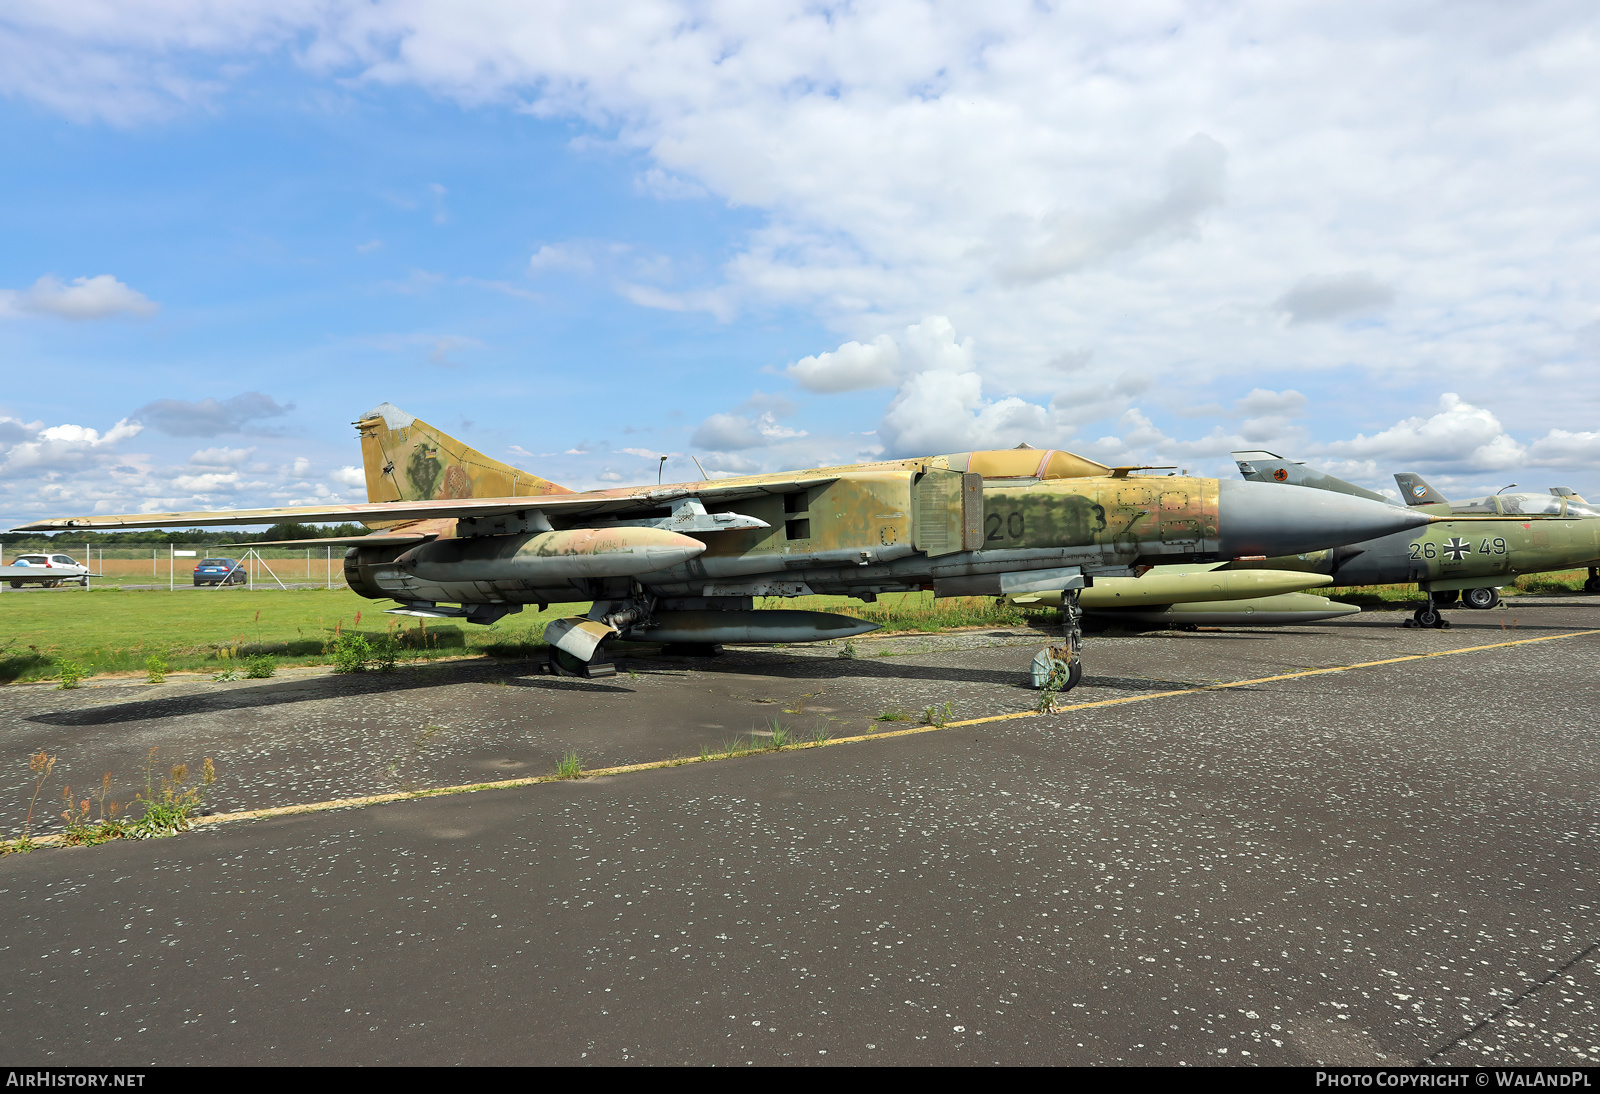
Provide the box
[2,597,1598,1065]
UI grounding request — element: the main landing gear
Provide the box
[1586,567,1600,595]
[1031,588,1085,693]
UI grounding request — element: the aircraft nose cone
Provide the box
[1216,478,1428,558]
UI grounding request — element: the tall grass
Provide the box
[765,591,1051,633]
[1326,569,1593,605]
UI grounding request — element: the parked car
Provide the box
[193,557,247,586]
[6,553,91,588]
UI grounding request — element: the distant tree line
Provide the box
[1,523,369,549]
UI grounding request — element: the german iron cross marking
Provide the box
[1442,537,1470,561]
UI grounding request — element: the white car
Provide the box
[5,553,91,588]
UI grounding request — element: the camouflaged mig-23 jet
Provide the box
[1230,452,1600,629]
[15,404,1435,691]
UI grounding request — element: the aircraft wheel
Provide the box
[1585,576,1600,595]
[1415,607,1442,628]
[548,645,618,678]
[1462,586,1499,610]
[78,577,89,587]
[1029,647,1082,691]
[549,647,590,676]
[7,580,19,589]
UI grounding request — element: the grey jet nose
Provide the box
[1216,478,1429,558]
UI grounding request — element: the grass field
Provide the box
[0,588,589,684]
[0,587,1040,685]
[1325,568,1593,606]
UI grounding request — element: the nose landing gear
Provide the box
[1405,594,1451,629]
[1031,588,1085,693]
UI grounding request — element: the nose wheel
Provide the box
[548,645,617,678]
[1406,601,1450,629]
[1032,588,1085,693]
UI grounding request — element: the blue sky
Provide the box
[2,2,1598,525]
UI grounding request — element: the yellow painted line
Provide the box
[11,627,1597,850]
[943,627,1600,729]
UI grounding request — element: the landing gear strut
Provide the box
[1586,567,1600,595]
[1031,588,1084,692]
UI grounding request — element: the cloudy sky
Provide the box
[2,1,1598,526]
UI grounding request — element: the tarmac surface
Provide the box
[2,597,1598,1065]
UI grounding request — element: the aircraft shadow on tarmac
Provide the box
[621,652,1202,694]
[28,659,633,727]
[28,646,1203,728]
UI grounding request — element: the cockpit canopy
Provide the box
[936,448,1113,480]
[1451,493,1599,518]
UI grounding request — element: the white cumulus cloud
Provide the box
[0,274,158,320]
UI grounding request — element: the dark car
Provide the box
[193,558,246,586]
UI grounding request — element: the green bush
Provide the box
[144,655,168,684]
[329,633,372,674]
[56,659,86,689]
[370,634,399,674]
[243,654,277,678]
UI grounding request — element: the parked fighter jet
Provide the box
[1231,452,1600,627]
[1392,473,1600,595]
[11,405,1432,690]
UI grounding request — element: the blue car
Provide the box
[193,557,246,586]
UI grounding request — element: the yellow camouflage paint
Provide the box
[356,402,571,505]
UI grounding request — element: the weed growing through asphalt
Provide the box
[20,751,56,845]
[923,701,955,727]
[58,784,124,846]
[767,720,792,749]
[144,655,168,684]
[876,707,912,723]
[126,750,217,838]
[56,659,85,689]
[1036,664,1070,714]
[554,750,583,779]
[212,669,244,681]
[839,640,858,660]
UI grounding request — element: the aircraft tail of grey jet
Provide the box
[1231,450,1393,504]
[1393,472,1449,506]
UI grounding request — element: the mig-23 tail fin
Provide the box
[1393,472,1450,507]
[1232,450,1394,504]
[354,402,572,504]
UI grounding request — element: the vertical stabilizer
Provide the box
[1232,450,1394,505]
[1394,472,1450,507]
[355,403,571,503]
